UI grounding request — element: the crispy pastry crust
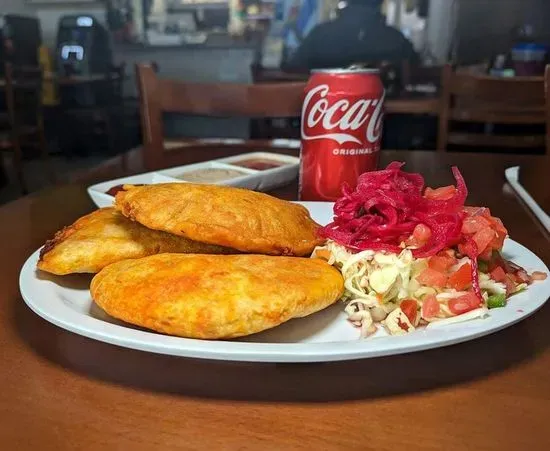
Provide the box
[38,208,234,275]
[91,254,344,339]
[115,183,325,256]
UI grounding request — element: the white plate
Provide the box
[19,202,550,363]
[87,152,299,209]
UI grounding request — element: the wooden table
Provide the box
[1,151,549,450]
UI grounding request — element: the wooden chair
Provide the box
[345,61,443,116]
[0,63,53,194]
[136,63,305,171]
[250,63,309,83]
[401,62,443,91]
[437,64,548,152]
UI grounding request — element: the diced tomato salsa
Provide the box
[447,263,472,290]
[416,268,447,288]
[448,292,481,315]
[400,299,419,324]
[421,295,440,319]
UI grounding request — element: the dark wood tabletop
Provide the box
[1,150,549,450]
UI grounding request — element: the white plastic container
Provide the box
[87,152,299,209]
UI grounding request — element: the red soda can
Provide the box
[299,68,385,201]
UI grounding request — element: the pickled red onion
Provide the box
[319,162,482,299]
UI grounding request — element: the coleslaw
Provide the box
[313,162,547,338]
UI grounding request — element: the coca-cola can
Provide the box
[299,68,385,201]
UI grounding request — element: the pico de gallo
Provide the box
[313,162,547,337]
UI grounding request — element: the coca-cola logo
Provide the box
[301,84,385,145]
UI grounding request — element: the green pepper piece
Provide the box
[487,293,507,309]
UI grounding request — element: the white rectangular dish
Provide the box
[87,152,299,209]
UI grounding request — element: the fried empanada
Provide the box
[115,183,324,256]
[38,208,233,275]
[90,254,344,339]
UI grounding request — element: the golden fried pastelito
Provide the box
[38,208,234,275]
[115,183,324,256]
[91,254,344,339]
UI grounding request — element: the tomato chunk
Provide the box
[400,299,419,324]
[425,185,456,201]
[488,217,507,250]
[488,216,507,234]
[416,268,447,288]
[464,206,492,218]
[490,266,507,283]
[458,241,478,258]
[448,263,472,290]
[428,255,456,272]
[461,208,508,256]
[462,216,491,234]
[472,228,496,256]
[421,295,440,319]
[448,292,481,315]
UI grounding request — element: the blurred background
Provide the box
[1,0,549,202]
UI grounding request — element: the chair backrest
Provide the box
[3,63,43,130]
[437,64,548,152]
[250,63,309,83]
[136,63,306,170]
[401,62,443,89]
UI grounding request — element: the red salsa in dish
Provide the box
[232,159,285,171]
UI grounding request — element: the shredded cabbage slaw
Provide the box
[312,241,521,337]
[312,162,546,338]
